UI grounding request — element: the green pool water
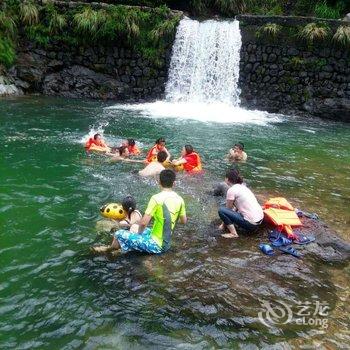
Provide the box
[1,96,349,349]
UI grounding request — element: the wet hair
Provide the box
[157,150,167,163]
[93,133,101,140]
[184,144,193,154]
[122,195,137,218]
[159,169,176,188]
[156,137,166,145]
[225,168,243,184]
[127,138,135,147]
[118,145,128,156]
[234,142,244,151]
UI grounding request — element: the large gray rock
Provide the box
[303,98,350,122]
[43,65,129,99]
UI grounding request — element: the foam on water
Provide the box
[107,18,281,125]
[111,101,282,125]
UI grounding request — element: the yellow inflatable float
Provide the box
[99,203,126,220]
[163,160,184,172]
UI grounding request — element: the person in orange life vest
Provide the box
[172,145,203,173]
[146,137,170,163]
[123,138,141,156]
[85,133,110,153]
[110,145,144,164]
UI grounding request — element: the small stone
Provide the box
[287,48,299,56]
[268,54,277,63]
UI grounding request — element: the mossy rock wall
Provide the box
[4,1,182,101]
[10,40,171,101]
[238,15,350,121]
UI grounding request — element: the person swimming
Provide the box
[139,151,167,178]
[146,137,170,163]
[109,145,144,163]
[110,145,130,160]
[228,142,247,162]
[122,139,141,156]
[85,133,110,153]
[172,145,202,173]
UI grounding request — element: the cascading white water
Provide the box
[165,18,242,105]
[108,18,281,124]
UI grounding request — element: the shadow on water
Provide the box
[0,97,349,349]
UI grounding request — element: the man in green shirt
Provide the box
[113,169,187,254]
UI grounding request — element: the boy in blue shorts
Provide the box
[93,169,187,254]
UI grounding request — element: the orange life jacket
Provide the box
[263,197,294,211]
[85,138,104,150]
[146,144,167,163]
[128,144,140,155]
[263,198,301,239]
[183,152,202,173]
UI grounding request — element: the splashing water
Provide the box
[79,121,110,144]
[107,18,281,124]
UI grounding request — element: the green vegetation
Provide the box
[0,36,16,68]
[0,0,181,67]
[0,0,349,68]
[19,1,39,26]
[314,0,343,19]
[299,22,330,43]
[95,0,349,18]
[256,23,282,40]
[333,25,350,46]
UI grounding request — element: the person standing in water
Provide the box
[94,170,187,254]
[228,142,247,162]
[139,151,167,178]
[218,168,263,238]
[172,145,202,173]
[146,138,171,163]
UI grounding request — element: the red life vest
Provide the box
[183,152,202,173]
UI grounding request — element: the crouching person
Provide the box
[218,168,263,238]
[114,169,186,254]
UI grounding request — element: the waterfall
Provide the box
[109,17,280,124]
[165,18,242,106]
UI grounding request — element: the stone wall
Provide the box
[8,40,171,101]
[237,15,350,122]
[4,11,350,121]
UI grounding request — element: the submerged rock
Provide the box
[210,182,350,263]
[208,216,350,264]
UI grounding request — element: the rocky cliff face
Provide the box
[8,41,171,101]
